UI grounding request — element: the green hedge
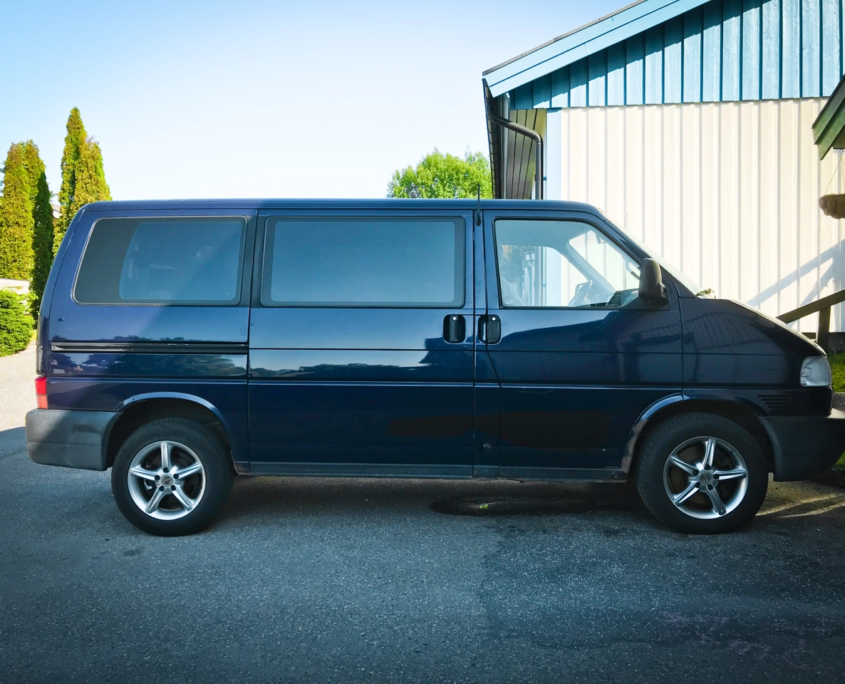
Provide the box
[0,289,33,356]
[828,354,845,468]
[830,353,845,393]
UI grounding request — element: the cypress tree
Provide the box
[53,108,87,254]
[21,142,54,313]
[68,138,111,219]
[0,144,34,280]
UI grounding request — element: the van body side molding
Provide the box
[51,342,248,354]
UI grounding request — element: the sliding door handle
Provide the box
[443,314,466,343]
[479,315,501,344]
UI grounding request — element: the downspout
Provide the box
[483,84,544,200]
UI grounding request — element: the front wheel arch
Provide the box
[625,399,775,478]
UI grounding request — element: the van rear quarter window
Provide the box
[262,217,465,307]
[74,218,246,305]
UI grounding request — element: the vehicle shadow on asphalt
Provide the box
[216,476,845,532]
[218,476,649,524]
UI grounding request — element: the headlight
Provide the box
[800,356,832,387]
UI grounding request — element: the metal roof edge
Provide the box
[482,0,647,77]
[484,0,713,98]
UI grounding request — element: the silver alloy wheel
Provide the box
[126,440,206,521]
[662,436,749,520]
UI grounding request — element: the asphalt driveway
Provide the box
[2,441,845,684]
[2,345,845,683]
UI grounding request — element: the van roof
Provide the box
[79,199,601,213]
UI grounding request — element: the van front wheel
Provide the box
[111,418,233,536]
[635,413,768,534]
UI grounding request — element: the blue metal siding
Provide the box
[702,2,723,99]
[626,35,646,103]
[645,26,665,103]
[722,0,742,100]
[761,0,781,99]
[607,42,627,104]
[741,0,762,99]
[803,0,821,97]
[823,0,842,94]
[589,52,608,105]
[509,0,845,108]
[664,17,684,102]
[683,10,703,101]
[782,0,801,96]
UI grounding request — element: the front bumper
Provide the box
[761,408,845,481]
[26,409,118,471]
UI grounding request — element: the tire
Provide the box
[111,418,234,536]
[635,412,769,534]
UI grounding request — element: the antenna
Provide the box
[475,184,481,226]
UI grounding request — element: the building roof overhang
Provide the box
[814,73,845,160]
[482,0,712,98]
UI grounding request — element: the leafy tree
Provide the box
[388,149,493,199]
[53,108,88,254]
[0,288,34,356]
[0,144,34,280]
[68,137,111,220]
[21,142,53,315]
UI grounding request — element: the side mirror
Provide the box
[638,258,668,304]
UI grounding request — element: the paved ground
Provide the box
[2,347,845,683]
[0,341,35,430]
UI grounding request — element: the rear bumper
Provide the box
[761,409,845,481]
[25,409,118,471]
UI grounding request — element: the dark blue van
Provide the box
[25,199,845,536]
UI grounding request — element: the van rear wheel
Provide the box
[111,418,233,536]
[635,413,768,534]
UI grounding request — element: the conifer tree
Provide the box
[53,108,87,254]
[0,144,34,280]
[21,142,53,313]
[68,138,111,219]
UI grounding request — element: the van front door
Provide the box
[248,209,476,476]
[481,211,683,479]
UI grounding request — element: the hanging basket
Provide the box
[820,194,845,219]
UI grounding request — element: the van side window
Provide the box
[74,218,246,305]
[494,220,640,308]
[262,218,465,307]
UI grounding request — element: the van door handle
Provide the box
[478,315,501,344]
[443,314,466,343]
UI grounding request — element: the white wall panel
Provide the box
[555,98,844,332]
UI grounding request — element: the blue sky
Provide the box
[1,0,621,200]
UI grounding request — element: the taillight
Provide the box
[35,376,48,409]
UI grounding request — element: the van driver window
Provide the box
[494,220,640,308]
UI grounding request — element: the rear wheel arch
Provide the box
[105,397,231,469]
[626,399,775,476]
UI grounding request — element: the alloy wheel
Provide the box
[126,440,206,520]
[662,436,749,520]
